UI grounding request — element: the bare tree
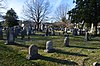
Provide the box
[55,3,68,22]
[23,0,50,31]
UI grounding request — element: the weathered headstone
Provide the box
[27,27,31,39]
[41,24,44,31]
[31,27,35,35]
[44,41,54,53]
[64,36,69,47]
[64,27,68,34]
[5,27,15,44]
[45,28,49,36]
[27,45,40,60]
[73,28,78,36]
[14,27,20,38]
[84,32,90,41]
[51,28,55,36]
[20,27,26,40]
[93,62,100,66]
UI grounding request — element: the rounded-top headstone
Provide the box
[44,41,54,53]
[27,44,39,60]
[29,44,38,56]
[64,36,69,47]
[46,41,53,50]
[93,62,98,66]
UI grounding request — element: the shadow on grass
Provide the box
[91,38,100,41]
[69,45,99,49]
[38,46,45,50]
[54,49,88,57]
[40,55,78,65]
[0,44,15,52]
[8,43,46,50]
[9,43,29,48]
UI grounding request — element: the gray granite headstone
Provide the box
[5,27,15,44]
[84,32,90,41]
[44,41,54,53]
[15,27,20,38]
[51,28,55,36]
[93,62,99,66]
[64,36,69,47]
[21,28,26,40]
[45,28,49,36]
[64,27,67,33]
[27,45,40,60]
[73,28,78,36]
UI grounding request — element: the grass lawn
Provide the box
[0,33,100,66]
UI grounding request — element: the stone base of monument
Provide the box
[26,54,40,60]
[44,49,55,53]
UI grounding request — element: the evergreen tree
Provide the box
[68,0,100,35]
[4,8,18,27]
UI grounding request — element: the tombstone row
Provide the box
[27,37,69,60]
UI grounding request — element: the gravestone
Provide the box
[51,28,55,36]
[93,62,100,66]
[41,24,44,31]
[45,28,49,36]
[44,41,54,53]
[27,27,31,39]
[0,26,3,39]
[20,27,26,40]
[73,28,78,36]
[27,45,40,60]
[5,27,15,44]
[84,32,90,41]
[64,36,69,47]
[31,27,35,35]
[64,27,68,34]
[15,27,20,38]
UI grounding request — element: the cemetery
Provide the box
[0,0,100,66]
[0,27,100,66]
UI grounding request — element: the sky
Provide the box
[6,0,75,20]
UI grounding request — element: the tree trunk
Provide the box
[36,22,41,31]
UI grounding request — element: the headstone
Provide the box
[5,27,15,44]
[20,27,26,40]
[93,62,99,66]
[41,24,44,31]
[51,28,55,36]
[31,27,35,35]
[73,28,78,36]
[45,28,49,36]
[64,36,69,47]
[27,27,31,39]
[78,29,83,35]
[27,45,40,60]
[44,41,54,53]
[64,27,68,34]
[84,32,90,41]
[14,27,20,38]
[27,27,31,35]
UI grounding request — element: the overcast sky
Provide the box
[6,0,75,20]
